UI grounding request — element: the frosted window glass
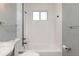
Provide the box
[41,12,47,20]
[33,12,39,20]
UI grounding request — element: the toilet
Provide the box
[18,50,39,56]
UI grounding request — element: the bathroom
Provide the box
[0,3,62,56]
[0,3,79,56]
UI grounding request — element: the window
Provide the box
[33,12,40,20]
[41,12,47,20]
[33,11,47,20]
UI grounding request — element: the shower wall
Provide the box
[24,3,62,56]
[15,3,62,56]
[0,3,17,41]
[15,3,24,56]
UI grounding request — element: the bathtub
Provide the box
[0,38,20,56]
[38,51,62,56]
[18,49,62,56]
[35,50,62,56]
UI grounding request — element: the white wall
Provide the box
[62,3,79,56]
[24,3,62,52]
[15,3,62,56]
[56,3,62,53]
[15,3,24,56]
[0,3,17,41]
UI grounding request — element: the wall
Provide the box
[15,3,62,56]
[24,3,62,53]
[62,3,79,56]
[0,3,17,41]
[15,3,24,56]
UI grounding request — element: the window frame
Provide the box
[32,11,48,21]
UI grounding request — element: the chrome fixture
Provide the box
[63,45,72,56]
[68,26,79,29]
[63,45,71,52]
[22,3,27,48]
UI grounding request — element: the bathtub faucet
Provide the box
[22,37,27,48]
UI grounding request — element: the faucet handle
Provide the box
[22,38,26,40]
[22,37,29,40]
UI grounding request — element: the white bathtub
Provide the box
[0,38,20,56]
[34,50,62,56]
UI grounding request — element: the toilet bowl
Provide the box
[18,50,39,56]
